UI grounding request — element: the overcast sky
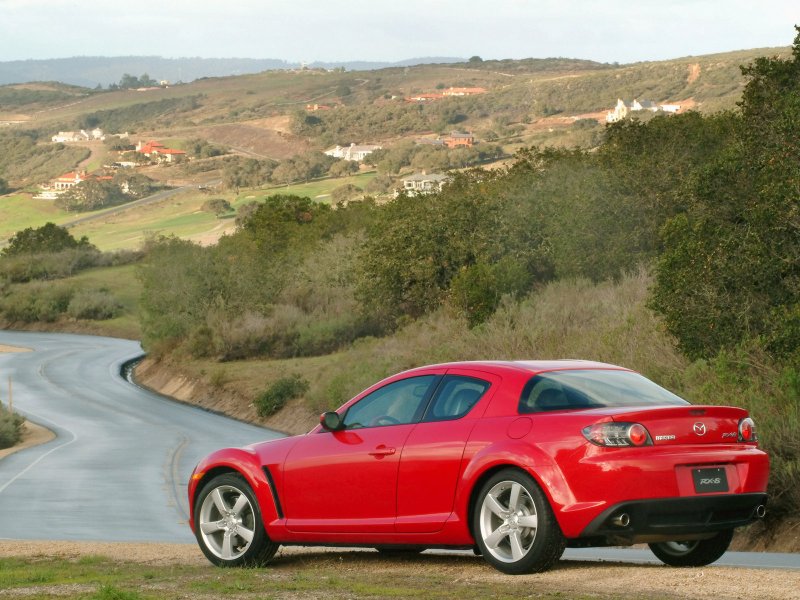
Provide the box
[1,0,798,64]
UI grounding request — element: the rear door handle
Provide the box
[368,444,396,457]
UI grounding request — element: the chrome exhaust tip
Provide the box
[755,505,766,518]
[611,513,631,527]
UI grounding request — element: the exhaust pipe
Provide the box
[611,513,631,527]
[755,505,766,518]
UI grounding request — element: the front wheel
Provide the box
[472,469,565,574]
[193,473,279,567]
[648,529,733,567]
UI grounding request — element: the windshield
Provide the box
[518,369,689,413]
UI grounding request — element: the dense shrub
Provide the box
[0,283,74,323]
[0,403,24,449]
[66,289,123,320]
[254,374,310,418]
[2,223,95,257]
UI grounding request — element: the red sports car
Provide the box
[188,360,769,574]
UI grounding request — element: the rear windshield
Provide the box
[518,369,689,413]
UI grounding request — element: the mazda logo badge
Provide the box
[693,422,706,436]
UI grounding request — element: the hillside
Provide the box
[0,45,792,251]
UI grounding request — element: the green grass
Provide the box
[0,553,670,599]
[68,190,230,251]
[0,194,72,240]
[65,263,142,339]
[239,171,378,203]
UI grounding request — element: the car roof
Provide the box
[401,359,631,377]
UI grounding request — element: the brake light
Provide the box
[738,417,757,442]
[582,422,653,447]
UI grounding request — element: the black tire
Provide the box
[472,468,565,574]
[648,529,734,567]
[193,473,279,567]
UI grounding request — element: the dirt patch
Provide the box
[687,63,702,84]
[0,344,32,353]
[0,420,55,461]
[134,357,316,435]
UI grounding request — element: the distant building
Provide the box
[406,93,445,103]
[136,140,187,163]
[36,170,113,199]
[306,103,333,111]
[51,128,105,143]
[398,172,450,196]
[324,142,382,162]
[606,98,682,123]
[442,87,487,96]
[444,131,475,149]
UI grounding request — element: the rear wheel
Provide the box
[648,529,733,567]
[472,469,565,574]
[194,473,279,567]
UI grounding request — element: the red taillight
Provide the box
[628,423,649,446]
[582,422,653,447]
[739,417,757,442]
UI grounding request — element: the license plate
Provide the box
[692,467,728,493]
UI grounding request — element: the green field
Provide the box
[0,194,72,239]
[237,171,378,203]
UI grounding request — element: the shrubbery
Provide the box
[0,403,24,449]
[254,374,310,418]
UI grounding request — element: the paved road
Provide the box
[0,330,282,542]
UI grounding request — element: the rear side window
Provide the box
[518,369,689,413]
[423,375,490,422]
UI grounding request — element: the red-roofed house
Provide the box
[136,140,187,163]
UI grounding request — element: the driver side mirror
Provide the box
[320,411,344,432]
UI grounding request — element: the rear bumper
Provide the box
[576,493,768,545]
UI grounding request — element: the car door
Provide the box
[395,369,500,533]
[282,373,439,534]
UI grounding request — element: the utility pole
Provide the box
[7,375,11,414]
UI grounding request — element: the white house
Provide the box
[398,172,450,196]
[606,98,682,123]
[51,128,105,143]
[324,143,382,162]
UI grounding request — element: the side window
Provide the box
[343,375,437,429]
[518,374,597,413]
[423,375,490,422]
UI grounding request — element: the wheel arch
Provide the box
[457,441,575,540]
[189,450,280,533]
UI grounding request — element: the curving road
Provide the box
[0,330,282,542]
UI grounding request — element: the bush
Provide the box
[0,403,24,449]
[66,289,123,320]
[254,374,310,418]
[0,283,74,323]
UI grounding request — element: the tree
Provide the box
[55,179,126,212]
[1,223,95,257]
[328,159,359,178]
[0,176,8,195]
[651,26,800,359]
[202,198,233,217]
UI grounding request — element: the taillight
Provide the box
[582,422,653,447]
[738,417,757,442]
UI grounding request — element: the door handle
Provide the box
[368,445,396,457]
